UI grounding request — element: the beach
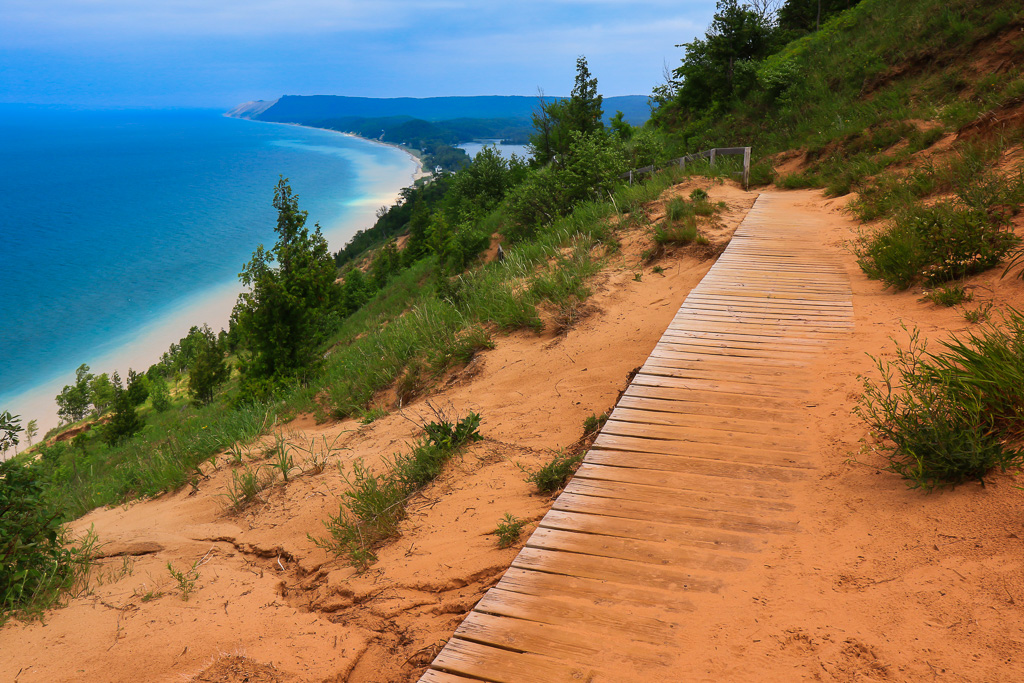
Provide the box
[0,110,422,439]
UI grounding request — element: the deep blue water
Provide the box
[0,106,416,426]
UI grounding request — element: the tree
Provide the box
[55,364,92,425]
[24,420,38,447]
[529,57,605,165]
[234,178,340,381]
[778,0,857,35]
[103,373,144,445]
[149,374,172,412]
[187,325,230,406]
[125,369,149,407]
[1,411,22,459]
[88,373,115,415]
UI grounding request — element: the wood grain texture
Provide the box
[420,192,852,681]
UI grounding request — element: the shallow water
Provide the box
[0,106,417,431]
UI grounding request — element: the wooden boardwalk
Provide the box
[420,193,853,682]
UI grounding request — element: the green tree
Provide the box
[88,373,115,416]
[187,325,230,406]
[234,178,340,381]
[125,369,149,407]
[1,411,22,459]
[103,373,144,445]
[24,420,38,447]
[149,375,172,412]
[55,364,93,425]
[530,57,605,165]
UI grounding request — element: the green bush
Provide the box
[857,323,1024,490]
[1,460,92,622]
[526,450,585,493]
[312,411,482,568]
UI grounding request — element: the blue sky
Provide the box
[1,0,717,107]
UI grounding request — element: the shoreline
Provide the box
[3,120,421,439]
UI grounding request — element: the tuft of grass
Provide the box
[493,513,527,548]
[267,432,296,481]
[925,284,972,307]
[962,301,993,324]
[359,406,389,425]
[224,465,276,510]
[526,450,585,493]
[583,413,608,435]
[857,319,1024,491]
[166,558,202,601]
[312,410,482,569]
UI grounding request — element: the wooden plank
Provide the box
[430,638,603,682]
[511,546,724,594]
[551,493,798,535]
[562,477,795,515]
[539,508,762,553]
[419,670,484,683]
[455,612,676,668]
[630,372,810,399]
[600,419,806,455]
[592,433,812,470]
[623,382,803,413]
[608,404,798,435]
[475,588,682,645]
[494,567,694,612]
[616,391,802,423]
[573,462,790,500]
[525,527,750,573]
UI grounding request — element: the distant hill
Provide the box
[229,94,651,132]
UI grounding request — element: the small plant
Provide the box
[963,301,993,324]
[493,513,527,548]
[925,284,972,307]
[312,409,483,569]
[856,324,1024,491]
[360,406,388,425]
[269,437,296,482]
[166,559,202,601]
[583,413,608,435]
[526,450,585,493]
[689,188,709,201]
[224,465,275,510]
[653,217,700,245]
[633,271,642,282]
[652,265,665,275]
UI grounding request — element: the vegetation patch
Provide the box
[311,410,482,569]
[857,316,1024,490]
[525,450,585,494]
[493,513,527,548]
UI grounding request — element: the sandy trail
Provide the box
[3,184,1023,682]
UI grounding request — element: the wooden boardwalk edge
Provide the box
[420,192,853,682]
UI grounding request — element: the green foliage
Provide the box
[1,460,93,622]
[187,325,230,406]
[148,375,172,412]
[125,369,149,407]
[166,559,201,601]
[225,465,276,510]
[583,412,608,435]
[55,364,93,425]
[530,56,605,165]
[0,411,22,456]
[234,178,340,382]
[312,410,482,568]
[103,373,145,446]
[857,321,1024,491]
[88,373,115,416]
[963,302,993,324]
[925,284,972,307]
[493,513,527,548]
[526,450,585,493]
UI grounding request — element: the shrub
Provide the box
[925,284,972,307]
[493,513,527,548]
[312,410,482,568]
[526,450,584,493]
[857,324,1024,490]
[1,460,93,622]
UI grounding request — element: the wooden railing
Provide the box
[623,146,752,189]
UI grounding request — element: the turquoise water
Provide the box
[0,106,416,428]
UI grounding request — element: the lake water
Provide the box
[0,106,418,434]
[458,140,532,161]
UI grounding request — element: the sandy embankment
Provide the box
[3,183,1023,682]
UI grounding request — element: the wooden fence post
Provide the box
[709,149,716,167]
[742,147,751,190]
